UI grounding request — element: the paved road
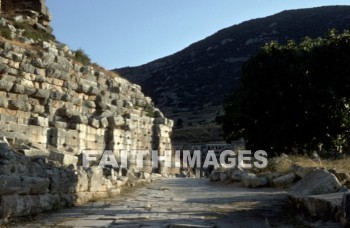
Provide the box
[18,178,292,227]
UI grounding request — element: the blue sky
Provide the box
[46,0,350,69]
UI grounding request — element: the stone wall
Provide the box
[0,0,176,222]
[0,31,175,222]
[0,39,173,171]
[0,0,52,27]
[0,139,164,223]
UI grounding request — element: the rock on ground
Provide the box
[289,169,342,200]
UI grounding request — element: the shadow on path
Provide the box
[17,178,293,228]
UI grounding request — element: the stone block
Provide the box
[272,173,296,188]
[242,176,269,188]
[32,116,49,127]
[11,84,25,94]
[0,97,8,108]
[49,151,78,167]
[32,105,45,114]
[108,116,125,128]
[220,172,230,181]
[76,169,89,192]
[89,118,100,129]
[8,100,31,111]
[0,194,59,218]
[77,84,91,93]
[20,63,35,74]
[291,165,316,178]
[23,86,36,95]
[231,168,246,181]
[88,166,107,192]
[33,89,50,99]
[20,176,50,195]
[20,147,50,157]
[305,192,343,221]
[343,192,350,226]
[99,117,109,128]
[0,80,13,91]
[209,171,220,182]
[0,175,21,195]
[70,115,88,124]
[289,169,342,200]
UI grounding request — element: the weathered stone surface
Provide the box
[272,173,296,188]
[88,117,100,129]
[0,97,8,108]
[11,84,25,94]
[107,116,124,127]
[88,167,106,192]
[242,175,268,188]
[305,193,343,221]
[75,169,89,192]
[70,115,88,124]
[0,80,13,91]
[289,169,342,200]
[343,192,350,226]
[20,176,50,195]
[19,147,50,157]
[209,171,220,182]
[8,100,31,111]
[220,172,230,181]
[0,175,21,195]
[32,116,49,127]
[34,23,50,33]
[33,89,51,99]
[154,117,167,125]
[49,151,78,167]
[291,165,316,178]
[231,168,246,182]
[0,194,58,218]
[98,117,109,128]
[329,169,350,187]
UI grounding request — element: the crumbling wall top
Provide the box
[0,0,52,26]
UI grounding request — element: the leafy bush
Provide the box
[145,106,155,118]
[0,26,12,40]
[217,29,350,156]
[75,49,91,65]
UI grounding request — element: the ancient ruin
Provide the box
[0,0,52,27]
[1,1,350,227]
[0,0,175,222]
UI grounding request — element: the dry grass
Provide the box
[91,63,119,78]
[289,155,322,168]
[322,157,350,172]
[0,37,33,49]
[266,154,350,174]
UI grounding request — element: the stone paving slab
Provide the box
[16,178,292,227]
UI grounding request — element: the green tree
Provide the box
[217,30,350,156]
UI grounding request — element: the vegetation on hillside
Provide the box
[14,22,55,41]
[74,48,91,65]
[0,25,12,40]
[217,30,350,156]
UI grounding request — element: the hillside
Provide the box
[114,6,350,143]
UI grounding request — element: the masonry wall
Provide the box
[0,38,176,222]
[0,0,52,26]
[0,1,176,222]
[0,40,173,171]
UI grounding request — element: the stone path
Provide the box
[16,178,293,227]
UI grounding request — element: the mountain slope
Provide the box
[114,6,350,143]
